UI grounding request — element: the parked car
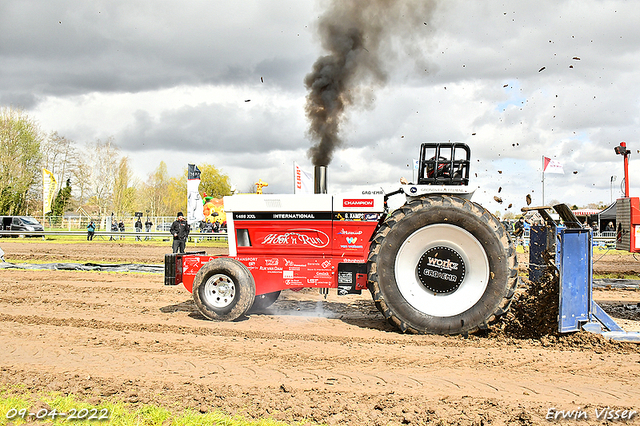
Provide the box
[0,216,44,237]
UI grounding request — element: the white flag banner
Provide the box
[294,162,313,194]
[543,156,564,174]
[187,164,205,224]
[42,168,57,215]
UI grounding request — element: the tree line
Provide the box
[0,107,232,218]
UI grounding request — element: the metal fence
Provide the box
[1,214,228,244]
[0,229,228,244]
[28,215,184,232]
[517,229,616,247]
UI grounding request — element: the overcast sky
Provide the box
[2,0,640,213]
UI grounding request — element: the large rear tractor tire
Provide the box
[192,257,256,321]
[368,194,517,335]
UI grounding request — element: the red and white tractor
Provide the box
[165,143,518,335]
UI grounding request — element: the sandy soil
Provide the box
[1,240,639,425]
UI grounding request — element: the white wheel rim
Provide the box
[202,273,237,308]
[395,223,489,317]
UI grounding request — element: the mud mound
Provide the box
[490,254,640,354]
[492,252,560,339]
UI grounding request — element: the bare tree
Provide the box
[139,161,170,216]
[72,156,94,208]
[86,138,120,216]
[112,156,138,216]
[41,132,78,188]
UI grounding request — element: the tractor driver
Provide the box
[170,212,190,253]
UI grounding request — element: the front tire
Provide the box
[192,257,256,321]
[368,195,517,335]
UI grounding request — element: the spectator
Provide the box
[87,221,96,241]
[513,217,529,246]
[605,221,614,232]
[135,217,143,241]
[118,220,125,240]
[170,212,190,253]
[513,217,525,237]
[144,217,153,240]
[110,220,118,241]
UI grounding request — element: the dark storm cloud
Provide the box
[0,92,41,109]
[116,102,305,154]
[0,0,314,105]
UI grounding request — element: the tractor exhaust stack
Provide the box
[314,166,327,194]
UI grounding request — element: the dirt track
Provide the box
[1,241,640,425]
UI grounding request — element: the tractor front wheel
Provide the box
[192,257,256,321]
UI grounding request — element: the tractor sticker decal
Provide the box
[334,212,380,221]
[337,229,363,235]
[265,258,279,266]
[338,271,353,284]
[343,199,374,208]
[234,212,332,220]
[261,229,330,248]
[335,212,364,221]
[338,231,364,250]
[183,256,208,275]
[234,213,257,220]
[416,246,466,294]
[259,265,284,273]
[273,213,316,219]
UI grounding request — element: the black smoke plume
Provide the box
[305,0,437,166]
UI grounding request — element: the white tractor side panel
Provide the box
[223,194,333,212]
[226,214,237,257]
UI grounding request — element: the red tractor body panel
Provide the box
[615,196,640,253]
[174,193,384,296]
[180,254,369,294]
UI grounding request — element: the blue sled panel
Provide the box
[558,229,591,333]
[529,225,549,283]
[591,302,624,332]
